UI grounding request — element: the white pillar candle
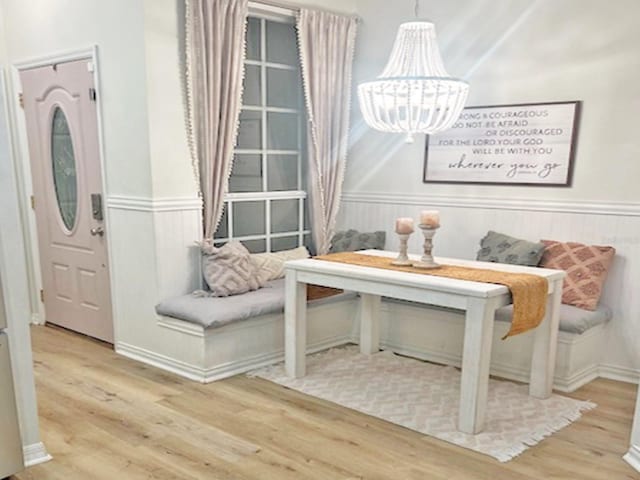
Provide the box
[395,217,414,234]
[420,210,440,228]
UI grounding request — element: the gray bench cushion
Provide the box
[156,279,356,329]
[382,298,611,335]
[494,303,612,334]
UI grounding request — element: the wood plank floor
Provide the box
[13,325,640,480]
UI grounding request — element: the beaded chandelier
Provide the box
[358,21,469,143]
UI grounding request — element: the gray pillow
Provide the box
[330,229,386,253]
[201,241,264,297]
[476,231,545,266]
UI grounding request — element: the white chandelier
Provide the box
[358,20,469,143]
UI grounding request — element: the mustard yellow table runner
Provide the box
[314,252,549,338]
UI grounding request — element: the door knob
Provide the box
[90,226,105,237]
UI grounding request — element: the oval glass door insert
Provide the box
[51,107,78,231]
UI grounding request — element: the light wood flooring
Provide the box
[13,325,640,479]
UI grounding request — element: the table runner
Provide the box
[307,285,343,302]
[314,252,548,338]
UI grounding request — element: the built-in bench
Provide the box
[379,299,611,392]
[148,279,359,383]
[149,277,611,391]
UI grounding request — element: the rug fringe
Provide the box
[494,400,597,462]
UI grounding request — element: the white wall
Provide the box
[1,0,152,197]
[347,0,640,201]
[341,0,640,378]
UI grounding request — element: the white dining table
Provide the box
[283,250,566,434]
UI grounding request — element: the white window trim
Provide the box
[248,1,296,23]
[219,11,307,253]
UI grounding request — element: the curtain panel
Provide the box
[185,0,248,240]
[297,9,358,255]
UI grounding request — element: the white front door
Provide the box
[20,59,114,343]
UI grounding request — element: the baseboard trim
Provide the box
[553,365,601,393]
[341,191,640,217]
[624,445,640,473]
[23,441,52,467]
[115,342,206,382]
[380,340,600,393]
[599,364,640,384]
[116,336,353,384]
[30,312,44,326]
[205,335,352,383]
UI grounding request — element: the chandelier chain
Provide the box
[414,0,419,18]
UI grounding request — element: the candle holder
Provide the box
[391,233,412,266]
[413,224,441,269]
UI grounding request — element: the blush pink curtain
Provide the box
[186,0,248,239]
[297,9,358,255]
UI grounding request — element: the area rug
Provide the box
[250,346,596,462]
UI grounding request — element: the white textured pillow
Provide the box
[251,246,310,284]
[201,241,263,297]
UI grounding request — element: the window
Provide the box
[214,14,309,253]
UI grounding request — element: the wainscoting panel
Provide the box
[339,192,640,380]
[107,196,203,300]
[153,207,203,299]
[106,196,203,353]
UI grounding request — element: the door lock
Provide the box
[90,226,105,237]
[91,193,104,221]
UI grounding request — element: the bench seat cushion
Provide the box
[156,279,356,329]
[494,303,612,334]
[382,298,611,335]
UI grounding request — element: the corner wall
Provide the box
[342,0,640,378]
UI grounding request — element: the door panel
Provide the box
[20,59,113,343]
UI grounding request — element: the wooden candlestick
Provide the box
[412,224,440,269]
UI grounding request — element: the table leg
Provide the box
[359,294,381,354]
[285,270,307,378]
[529,278,562,398]
[459,296,498,434]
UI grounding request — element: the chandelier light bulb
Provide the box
[358,22,469,143]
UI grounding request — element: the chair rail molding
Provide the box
[106,195,203,212]
[341,191,640,217]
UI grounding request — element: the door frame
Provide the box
[12,46,117,341]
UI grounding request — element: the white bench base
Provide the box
[117,297,606,392]
[117,298,358,383]
[378,301,606,393]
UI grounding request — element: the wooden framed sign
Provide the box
[423,101,581,186]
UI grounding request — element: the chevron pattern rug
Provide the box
[251,346,595,462]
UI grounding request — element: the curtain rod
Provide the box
[248,0,360,22]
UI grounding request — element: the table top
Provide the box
[285,250,565,299]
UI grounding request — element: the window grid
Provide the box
[218,13,305,253]
[217,192,310,245]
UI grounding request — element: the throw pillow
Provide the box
[539,240,615,311]
[251,246,310,284]
[201,241,264,297]
[329,229,386,253]
[476,231,545,266]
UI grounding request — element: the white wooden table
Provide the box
[284,250,566,434]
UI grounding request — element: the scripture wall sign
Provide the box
[423,101,581,186]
